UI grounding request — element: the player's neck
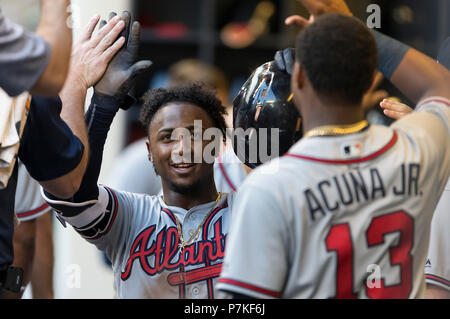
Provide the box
[162,183,219,210]
[301,100,365,135]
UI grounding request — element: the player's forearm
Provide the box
[38,80,90,199]
[389,49,450,104]
[372,30,450,104]
[59,77,89,156]
[39,143,88,199]
[41,94,116,206]
[18,96,86,199]
[69,94,120,203]
[33,0,72,95]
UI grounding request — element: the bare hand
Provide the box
[379,98,414,120]
[285,0,352,28]
[68,14,126,91]
[362,72,388,111]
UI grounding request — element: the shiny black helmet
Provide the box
[232,60,302,169]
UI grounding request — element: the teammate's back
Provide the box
[225,98,449,298]
[218,5,450,299]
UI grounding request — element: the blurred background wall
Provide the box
[0,0,448,299]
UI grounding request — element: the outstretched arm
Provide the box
[286,0,450,104]
[44,11,151,207]
[42,14,126,198]
[31,0,72,96]
[0,0,71,96]
[20,14,126,199]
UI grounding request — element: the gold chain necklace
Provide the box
[174,193,222,252]
[304,120,369,138]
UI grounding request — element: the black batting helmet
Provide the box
[232,60,302,169]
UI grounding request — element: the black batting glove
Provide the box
[94,11,152,110]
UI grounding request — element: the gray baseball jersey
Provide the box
[424,178,450,291]
[44,186,233,299]
[15,160,50,222]
[218,98,450,299]
[0,11,50,96]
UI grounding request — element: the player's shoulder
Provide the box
[101,185,162,211]
[241,156,293,192]
[241,124,394,187]
[415,96,450,110]
[393,96,450,133]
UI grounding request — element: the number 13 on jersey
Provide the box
[325,210,413,298]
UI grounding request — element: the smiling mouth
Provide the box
[170,163,197,174]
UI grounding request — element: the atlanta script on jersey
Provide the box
[218,97,450,299]
[44,186,233,299]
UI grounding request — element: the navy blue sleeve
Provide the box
[72,94,119,203]
[44,94,119,214]
[18,95,84,181]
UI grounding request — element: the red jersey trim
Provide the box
[16,203,49,219]
[161,208,177,224]
[218,278,281,298]
[416,98,450,109]
[92,186,119,240]
[284,131,398,165]
[425,274,450,287]
[217,155,237,192]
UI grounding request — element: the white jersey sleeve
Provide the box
[392,97,450,194]
[15,161,50,222]
[218,180,288,298]
[44,185,149,262]
[424,178,450,291]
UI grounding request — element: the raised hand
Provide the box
[285,0,352,28]
[67,14,126,91]
[379,98,414,120]
[94,11,152,104]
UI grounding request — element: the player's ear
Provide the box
[145,138,153,162]
[292,62,304,91]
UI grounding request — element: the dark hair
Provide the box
[140,83,228,141]
[295,14,378,105]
